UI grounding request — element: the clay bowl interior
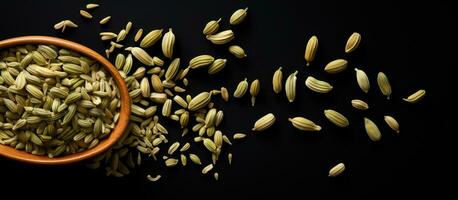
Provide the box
[0,36,131,165]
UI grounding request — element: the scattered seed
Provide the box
[140,29,163,48]
[230,7,248,25]
[250,79,260,106]
[165,158,179,167]
[328,163,345,177]
[345,32,361,53]
[228,45,247,58]
[364,117,382,141]
[206,30,235,45]
[351,99,369,110]
[146,174,161,182]
[208,58,227,75]
[272,67,283,94]
[203,18,221,35]
[233,133,246,140]
[305,76,333,93]
[355,68,370,93]
[304,35,318,66]
[288,117,321,131]
[285,71,298,102]
[403,89,425,103]
[134,28,144,42]
[189,154,202,165]
[220,87,229,102]
[99,16,111,25]
[252,113,276,132]
[233,78,248,98]
[80,10,93,19]
[324,109,349,128]
[131,47,155,66]
[189,55,215,69]
[202,164,214,174]
[324,59,348,74]
[384,115,400,133]
[377,72,392,99]
[162,28,175,59]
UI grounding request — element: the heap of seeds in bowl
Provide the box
[0,45,120,158]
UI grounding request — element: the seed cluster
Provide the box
[42,2,428,181]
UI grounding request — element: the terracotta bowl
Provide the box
[0,36,131,165]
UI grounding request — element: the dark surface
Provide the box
[0,0,453,199]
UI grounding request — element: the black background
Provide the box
[0,0,454,199]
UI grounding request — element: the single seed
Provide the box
[188,92,211,111]
[403,89,426,103]
[162,99,172,117]
[189,154,202,165]
[125,21,133,34]
[80,10,93,19]
[168,142,180,155]
[228,153,233,165]
[208,59,227,75]
[233,78,248,98]
[134,28,144,42]
[384,115,400,133]
[250,79,260,106]
[206,30,235,45]
[355,68,370,93]
[285,71,298,102]
[146,174,161,182]
[203,18,221,35]
[377,72,392,99]
[131,47,154,66]
[165,58,181,81]
[189,55,215,69]
[305,76,333,93]
[233,133,246,140]
[202,164,214,174]
[228,45,247,58]
[162,28,175,59]
[252,113,276,132]
[230,7,248,25]
[99,16,111,25]
[364,117,382,141]
[116,29,127,42]
[345,32,361,53]
[272,67,283,94]
[351,99,369,110]
[304,35,318,66]
[140,29,163,48]
[86,3,99,9]
[180,143,190,152]
[329,163,346,177]
[203,138,217,153]
[324,59,348,74]
[288,117,321,131]
[324,109,349,128]
[165,158,178,167]
[220,87,229,102]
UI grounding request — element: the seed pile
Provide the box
[46,2,426,180]
[50,3,256,180]
[0,45,120,157]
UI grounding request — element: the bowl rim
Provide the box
[0,36,131,165]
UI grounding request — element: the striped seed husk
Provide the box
[304,35,318,66]
[230,7,248,25]
[345,32,361,53]
[285,71,298,102]
[288,117,321,131]
[252,113,276,132]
